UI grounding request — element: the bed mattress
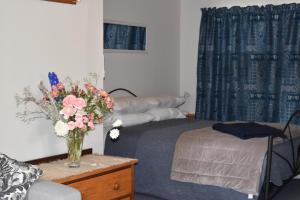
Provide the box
[104,119,300,200]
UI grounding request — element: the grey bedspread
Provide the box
[104,119,300,200]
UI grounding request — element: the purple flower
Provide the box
[48,72,59,86]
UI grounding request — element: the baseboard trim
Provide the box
[26,148,93,165]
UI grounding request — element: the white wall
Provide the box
[103,0,180,97]
[0,0,104,161]
[180,0,300,113]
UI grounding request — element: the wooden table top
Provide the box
[39,154,138,183]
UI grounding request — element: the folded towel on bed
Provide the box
[212,122,286,139]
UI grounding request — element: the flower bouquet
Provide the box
[16,72,121,167]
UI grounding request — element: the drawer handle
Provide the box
[113,183,120,191]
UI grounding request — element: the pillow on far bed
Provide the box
[113,96,186,114]
[113,97,158,113]
[146,108,186,121]
[111,113,155,127]
[154,96,185,108]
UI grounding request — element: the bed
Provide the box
[104,89,300,200]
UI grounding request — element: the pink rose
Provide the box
[88,121,95,130]
[63,95,77,107]
[82,116,89,123]
[75,119,84,129]
[74,98,86,109]
[61,105,76,119]
[68,121,76,130]
[89,113,95,120]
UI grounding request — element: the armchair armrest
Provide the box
[26,180,81,200]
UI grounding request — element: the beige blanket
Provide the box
[171,126,270,195]
[171,122,300,195]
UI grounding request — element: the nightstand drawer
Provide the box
[69,168,132,200]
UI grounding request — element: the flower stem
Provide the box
[67,130,84,168]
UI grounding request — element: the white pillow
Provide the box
[146,108,186,121]
[153,96,185,108]
[107,113,155,127]
[113,96,186,114]
[113,97,158,113]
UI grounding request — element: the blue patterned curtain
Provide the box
[195,4,300,123]
[104,23,146,50]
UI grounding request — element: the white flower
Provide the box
[54,120,69,137]
[112,119,123,128]
[109,128,120,139]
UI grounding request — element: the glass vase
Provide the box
[66,131,85,168]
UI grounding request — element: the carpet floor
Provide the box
[135,179,300,200]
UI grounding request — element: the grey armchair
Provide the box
[26,180,81,200]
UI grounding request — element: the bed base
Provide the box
[262,110,300,200]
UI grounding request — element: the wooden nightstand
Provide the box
[39,154,138,200]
